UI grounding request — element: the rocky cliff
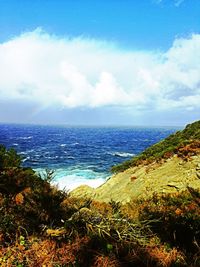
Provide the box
[71,121,200,203]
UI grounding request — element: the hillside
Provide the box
[0,120,200,266]
[111,120,200,173]
[71,120,200,203]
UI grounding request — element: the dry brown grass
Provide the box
[146,246,185,267]
[0,236,90,267]
[92,254,120,267]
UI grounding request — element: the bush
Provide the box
[0,145,68,240]
[138,188,200,263]
[0,144,199,266]
[0,145,21,170]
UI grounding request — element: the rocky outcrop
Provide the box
[196,163,200,179]
[71,121,200,203]
[70,154,200,203]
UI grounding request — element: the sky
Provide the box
[0,0,200,126]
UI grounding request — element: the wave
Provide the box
[35,167,108,191]
[2,126,175,175]
[26,149,34,153]
[108,152,135,157]
[18,136,33,140]
[54,175,106,191]
[44,155,59,159]
[19,151,28,155]
[22,156,30,162]
[60,144,67,147]
[71,142,80,146]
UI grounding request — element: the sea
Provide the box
[0,124,179,191]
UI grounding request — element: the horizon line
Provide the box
[0,121,184,128]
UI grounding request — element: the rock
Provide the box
[130,176,137,182]
[71,154,200,203]
[196,163,200,170]
[69,207,93,221]
[70,185,95,199]
[196,172,200,179]
[46,228,66,237]
[167,183,179,189]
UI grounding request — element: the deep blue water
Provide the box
[0,124,179,189]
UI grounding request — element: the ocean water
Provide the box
[0,124,178,190]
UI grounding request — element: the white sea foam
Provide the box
[35,168,108,191]
[54,175,106,191]
[71,142,79,146]
[27,149,34,153]
[18,136,33,140]
[19,151,27,155]
[44,155,59,159]
[60,144,67,147]
[109,152,135,157]
[22,156,30,162]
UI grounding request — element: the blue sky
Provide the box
[0,0,200,125]
[1,0,199,49]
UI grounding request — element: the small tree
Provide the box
[0,145,21,170]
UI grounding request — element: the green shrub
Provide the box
[0,145,21,169]
[0,145,68,239]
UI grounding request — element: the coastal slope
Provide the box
[71,121,200,203]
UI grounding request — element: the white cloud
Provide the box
[174,0,185,7]
[154,0,185,7]
[0,28,200,117]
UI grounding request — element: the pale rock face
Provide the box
[70,154,200,203]
[196,163,200,178]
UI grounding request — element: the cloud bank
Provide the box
[0,29,200,120]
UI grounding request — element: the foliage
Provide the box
[0,145,21,170]
[138,189,200,265]
[111,120,200,173]
[0,144,199,266]
[0,145,67,240]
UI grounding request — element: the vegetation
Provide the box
[0,118,200,266]
[138,189,200,265]
[111,120,200,173]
